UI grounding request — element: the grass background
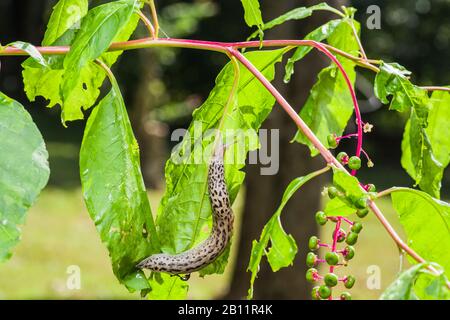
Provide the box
[0,187,410,300]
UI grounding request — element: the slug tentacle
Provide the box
[136,143,234,275]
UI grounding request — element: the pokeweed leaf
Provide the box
[248,3,341,41]
[240,0,264,41]
[390,188,450,278]
[374,62,424,113]
[284,19,342,83]
[157,49,287,278]
[324,197,355,217]
[80,79,159,292]
[292,20,359,156]
[380,262,450,300]
[0,92,50,262]
[42,0,89,46]
[61,0,139,121]
[146,273,189,300]
[6,41,49,68]
[247,168,328,299]
[22,0,140,123]
[380,263,427,300]
[401,91,449,198]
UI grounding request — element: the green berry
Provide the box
[327,134,338,149]
[344,275,356,289]
[340,292,352,300]
[332,228,346,242]
[306,252,317,267]
[348,156,361,170]
[325,252,339,266]
[308,236,319,251]
[356,208,369,218]
[311,286,321,300]
[366,184,377,192]
[343,245,355,260]
[324,273,338,287]
[306,268,318,283]
[315,211,328,226]
[318,285,332,299]
[355,197,368,209]
[346,231,359,245]
[337,152,348,164]
[351,221,363,233]
[327,186,339,199]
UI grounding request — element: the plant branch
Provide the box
[137,10,156,39]
[0,36,446,275]
[230,49,443,280]
[147,0,159,38]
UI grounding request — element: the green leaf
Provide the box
[61,0,139,121]
[6,41,49,67]
[291,20,359,155]
[42,0,89,46]
[284,19,342,83]
[248,3,341,41]
[402,91,450,198]
[324,197,355,217]
[157,49,287,277]
[401,108,443,198]
[331,168,368,210]
[391,188,450,278]
[146,273,189,300]
[22,0,140,123]
[374,62,427,113]
[0,92,50,262]
[427,91,450,169]
[247,168,328,299]
[240,0,264,40]
[80,82,158,292]
[414,269,450,300]
[380,263,426,300]
[380,262,450,300]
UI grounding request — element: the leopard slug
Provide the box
[136,144,234,276]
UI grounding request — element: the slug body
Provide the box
[137,144,234,275]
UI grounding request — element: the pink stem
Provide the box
[336,133,358,141]
[341,217,354,225]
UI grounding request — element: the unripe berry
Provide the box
[324,273,338,287]
[356,208,369,218]
[306,268,318,283]
[346,231,359,245]
[337,151,348,164]
[355,197,368,209]
[366,183,377,192]
[348,156,361,170]
[327,134,338,149]
[315,211,328,226]
[311,286,321,300]
[340,292,352,300]
[327,186,339,199]
[306,252,317,267]
[332,228,346,242]
[343,245,355,260]
[344,275,356,289]
[308,236,319,250]
[318,285,332,299]
[325,252,339,266]
[351,221,363,233]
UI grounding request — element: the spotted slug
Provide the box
[136,144,234,276]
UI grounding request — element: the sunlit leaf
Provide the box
[0,92,50,262]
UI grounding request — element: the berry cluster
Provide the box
[306,212,363,300]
